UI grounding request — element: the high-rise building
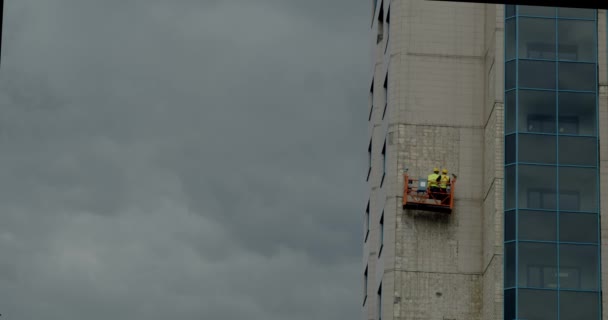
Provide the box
[364,1,607,319]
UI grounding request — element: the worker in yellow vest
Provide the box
[440,168,451,201]
[428,168,441,198]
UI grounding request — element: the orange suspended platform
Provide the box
[402,174,456,213]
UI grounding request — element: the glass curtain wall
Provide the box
[504,5,601,320]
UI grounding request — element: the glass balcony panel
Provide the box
[558,92,596,136]
[560,291,599,320]
[560,212,598,243]
[505,165,516,210]
[559,136,597,166]
[505,242,515,288]
[505,210,515,242]
[518,165,556,210]
[519,210,556,241]
[558,62,596,91]
[558,7,596,19]
[506,60,516,90]
[518,289,558,320]
[504,289,515,320]
[559,244,599,290]
[558,20,596,62]
[519,6,556,17]
[505,134,515,164]
[519,60,556,89]
[519,90,556,134]
[518,242,557,288]
[506,18,516,61]
[506,5,515,18]
[519,18,556,60]
[559,167,597,212]
[505,90,515,133]
[519,134,556,164]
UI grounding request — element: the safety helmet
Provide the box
[442,169,448,174]
[433,167,439,173]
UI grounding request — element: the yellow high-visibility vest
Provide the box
[428,173,439,187]
[440,174,450,188]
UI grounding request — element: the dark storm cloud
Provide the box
[0,0,369,319]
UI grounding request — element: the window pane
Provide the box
[505,165,516,209]
[559,63,596,91]
[505,134,515,164]
[519,18,556,60]
[559,167,597,212]
[560,212,598,243]
[505,19,516,61]
[505,242,515,288]
[504,289,515,320]
[559,20,596,62]
[505,90,515,133]
[558,7,596,19]
[518,165,556,210]
[519,242,557,288]
[518,289,557,320]
[560,291,599,320]
[519,60,556,89]
[559,136,596,166]
[560,244,598,290]
[559,92,596,136]
[505,210,515,241]
[519,134,556,164]
[519,90,556,133]
[506,5,515,18]
[506,60,516,90]
[519,210,556,241]
[519,6,555,17]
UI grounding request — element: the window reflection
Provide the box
[505,242,515,288]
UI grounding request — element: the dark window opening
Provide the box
[383,74,388,119]
[381,141,386,186]
[377,283,382,320]
[363,266,368,306]
[377,2,384,44]
[365,200,370,242]
[379,212,384,256]
[367,140,372,181]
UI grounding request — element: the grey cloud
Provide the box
[0,0,369,318]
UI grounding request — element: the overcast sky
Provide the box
[0,0,369,319]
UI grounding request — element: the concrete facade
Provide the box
[364,1,607,319]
